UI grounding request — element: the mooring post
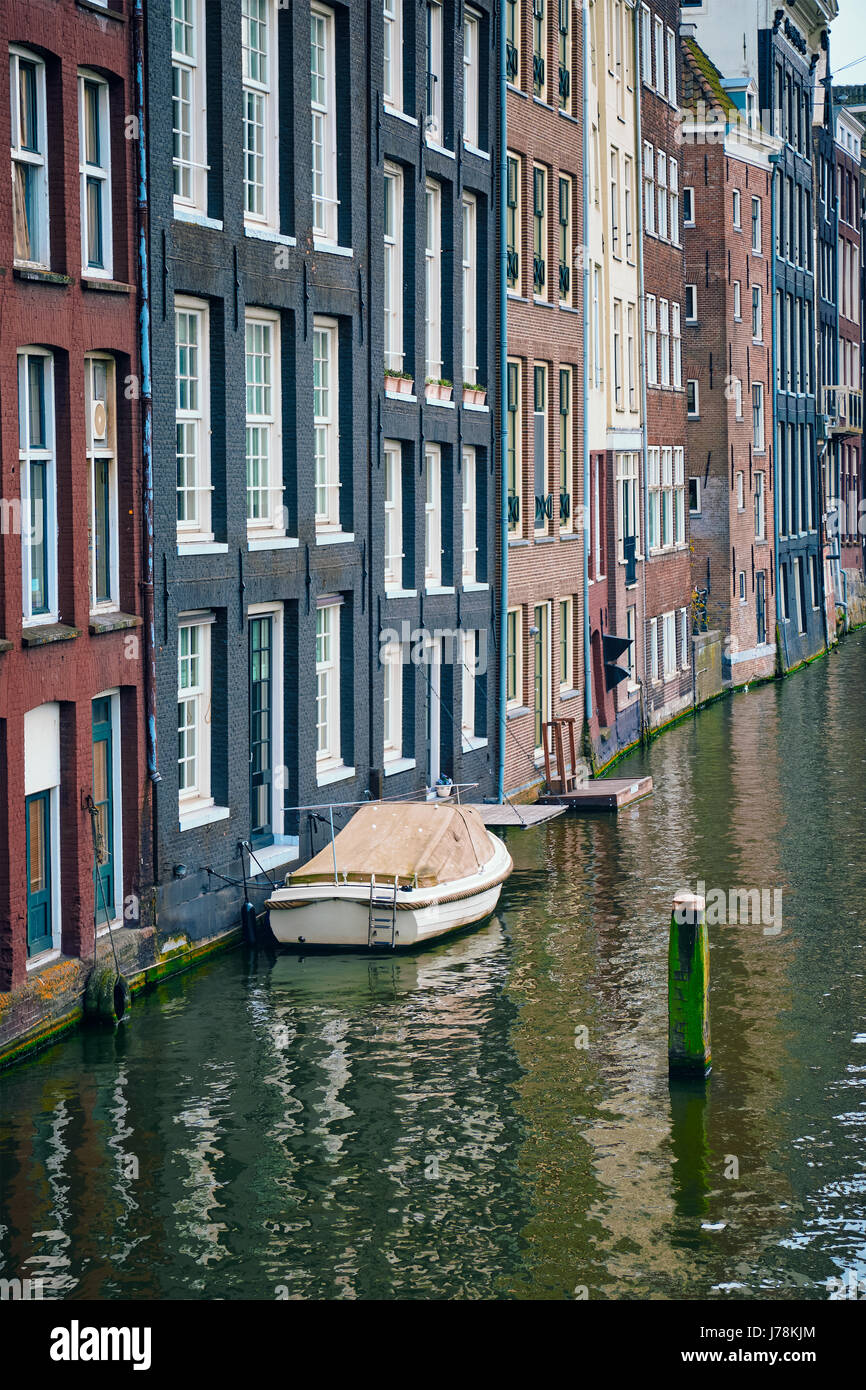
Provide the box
[668,892,711,1077]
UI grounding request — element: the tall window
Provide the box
[616,453,639,560]
[463,8,480,146]
[506,1,520,87]
[558,175,572,304]
[311,3,337,240]
[383,440,403,590]
[424,444,442,586]
[559,367,573,528]
[674,447,685,545]
[425,179,442,380]
[656,151,668,242]
[506,153,521,292]
[178,616,212,808]
[666,27,676,107]
[659,298,670,388]
[426,2,443,143]
[316,601,342,769]
[383,640,403,763]
[592,264,603,387]
[646,294,657,387]
[243,0,279,228]
[461,630,481,745]
[462,445,477,583]
[623,156,633,261]
[384,164,404,373]
[610,149,620,257]
[18,350,56,622]
[462,193,477,384]
[313,317,340,530]
[732,188,741,229]
[507,359,522,533]
[643,140,655,236]
[78,73,112,276]
[172,0,207,211]
[669,158,679,243]
[559,597,573,691]
[506,607,522,707]
[755,471,766,540]
[534,363,548,531]
[640,5,651,85]
[383,0,403,112]
[613,300,623,409]
[627,305,636,409]
[558,0,572,114]
[532,0,547,101]
[647,447,660,551]
[175,298,211,541]
[245,309,283,536]
[671,303,682,389]
[10,48,49,267]
[85,355,118,610]
[751,195,761,252]
[752,284,763,341]
[533,164,547,296]
[752,382,765,452]
[654,16,664,96]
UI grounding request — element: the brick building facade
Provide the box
[0,0,147,991]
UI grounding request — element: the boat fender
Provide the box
[84,964,131,1025]
[241,900,257,946]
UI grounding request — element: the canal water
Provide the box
[2,634,866,1301]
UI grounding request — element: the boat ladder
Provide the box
[368,874,398,949]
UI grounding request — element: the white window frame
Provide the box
[426,1,444,144]
[507,358,523,533]
[424,443,442,587]
[666,27,676,108]
[752,381,765,453]
[248,602,285,841]
[463,7,480,147]
[674,447,685,545]
[383,0,403,114]
[732,188,741,229]
[175,296,212,543]
[733,279,741,320]
[751,195,762,253]
[313,316,341,531]
[755,470,766,540]
[687,379,699,418]
[654,16,665,97]
[462,445,477,584]
[383,638,404,763]
[85,353,120,613]
[172,0,208,213]
[10,47,49,269]
[616,451,640,560]
[671,302,682,389]
[311,2,337,242]
[506,606,523,709]
[243,0,280,231]
[245,307,284,538]
[649,616,659,682]
[462,192,477,385]
[662,610,676,680]
[78,71,113,278]
[316,598,342,772]
[18,348,57,625]
[659,298,670,388]
[384,162,404,373]
[640,4,651,85]
[645,293,657,387]
[178,613,214,812]
[752,284,763,342]
[384,439,404,591]
[643,140,655,237]
[685,284,696,322]
[656,150,668,241]
[669,158,679,244]
[461,629,480,745]
[647,446,660,551]
[559,596,573,692]
[683,186,694,226]
[425,178,443,381]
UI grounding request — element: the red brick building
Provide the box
[503,0,585,795]
[681,34,778,683]
[832,106,864,591]
[0,0,146,990]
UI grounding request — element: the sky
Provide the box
[831,0,866,84]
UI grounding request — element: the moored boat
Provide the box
[265,801,512,950]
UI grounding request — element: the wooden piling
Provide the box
[668,892,711,1077]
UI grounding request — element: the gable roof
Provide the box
[681,35,737,119]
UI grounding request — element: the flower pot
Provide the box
[385,374,401,394]
[435,784,452,799]
[425,382,439,402]
[438,384,453,402]
[397,375,413,394]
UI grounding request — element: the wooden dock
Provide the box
[475,802,568,828]
[538,775,654,811]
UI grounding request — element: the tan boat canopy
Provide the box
[288,802,495,888]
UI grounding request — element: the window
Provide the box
[666,27,676,107]
[424,444,442,586]
[559,597,573,691]
[733,280,741,321]
[172,0,207,211]
[426,1,444,142]
[425,179,442,380]
[532,0,547,101]
[533,363,549,529]
[646,294,657,386]
[383,639,403,762]
[506,0,520,87]
[626,604,637,687]
[755,471,766,540]
[649,617,659,682]
[25,705,60,959]
[751,195,761,252]
[244,0,279,229]
[656,151,667,241]
[669,159,679,243]
[316,600,342,769]
[462,445,477,583]
[462,193,477,384]
[733,376,743,419]
[592,263,603,387]
[533,602,550,752]
[506,607,523,707]
[610,149,620,257]
[178,616,213,808]
[559,367,573,525]
[85,355,118,611]
[659,299,670,388]
[671,303,682,389]
[506,153,521,291]
[752,284,762,341]
[11,48,49,266]
[623,156,633,261]
[249,608,283,841]
[736,470,745,512]
[662,611,677,680]
[383,0,403,112]
[558,175,572,303]
[314,318,340,530]
[687,379,699,417]
[18,350,56,622]
[463,8,480,145]
[627,304,636,409]
[384,163,404,373]
[384,440,403,590]
[660,448,673,548]
[684,285,696,322]
[78,73,112,276]
[752,381,765,452]
[647,447,660,550]
[654,16,665,96]
[689,476,701,514]
[810,554,820,609]
[732,188,741,229]
[616,452,639,560]
[683,186,694,226]
[311,3,336,240]
[461,629,481,745]
[533,164,547,296]
[613,300,623,410]
[507,359,522,532]
[558,0,572,115]
[176,298,211,541]
[640,5,651,85]
[245,309,283,535]
[643,140,655,236]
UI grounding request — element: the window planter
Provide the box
[425,380,453,403]
[463,384,486,406]
[385,372,413,395]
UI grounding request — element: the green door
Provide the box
[92,697,115,924]
[25,790,53,956]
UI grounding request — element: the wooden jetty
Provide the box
[538,775,653,811]
[476,803,567,828]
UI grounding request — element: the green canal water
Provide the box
[3,635,866,1301]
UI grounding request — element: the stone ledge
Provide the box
[89,610,142,635]
[21,623,80,648]
[13,266,72,287]
[81,277,134,294]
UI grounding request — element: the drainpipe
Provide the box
[633,0,649,734]
[496,6,508,803]
[769,151,782,661]
[132,8,160,843]
[582,0,592,724]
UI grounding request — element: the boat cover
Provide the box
[287,802,495,888]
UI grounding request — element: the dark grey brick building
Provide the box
[144,0,498,940]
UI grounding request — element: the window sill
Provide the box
[82,277,133,294]
[26,948,62,972]
[463,140,489,161]
[463,402,489,413]
[384,587,418,599]
[177,540,228,555]
[313,240,353,258]
[425,397,455,409]
[317,763,356,788]
[175,208,223,231]
[385,390,417,402]
[424,139,456,160]
[179,802,230,832]
[246,837,299,873]
[384,756,417,777]
[13,265,71,286]
[425,585,455,596]
[560,530,582,541]
[559,303,579,315]
[89,610,142,635]
[533,296,554,308]
[247,535,298,551]
[383,105,418,127]
[507,705,531,721]
[461,734,488,754]
[315,530,355,546]
[462,581,489,592]
[21,622,80,647]
[245,226,295,247]
[508,537,529,548]
[559,687,581,702]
